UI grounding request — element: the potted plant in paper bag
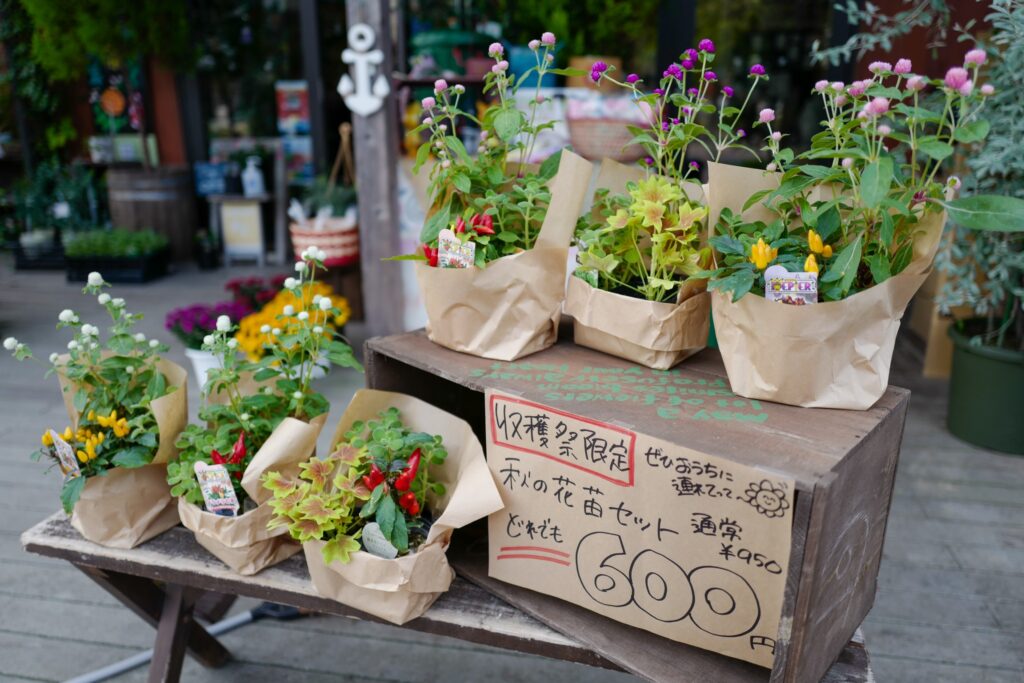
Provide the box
[569,40,771,368]
[166,246,362,575]
[393,34,593,361]
[704,50,1024,409]
[5,273,187,548]
[263,389,503,624]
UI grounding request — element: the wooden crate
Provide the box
[365,330,908,683]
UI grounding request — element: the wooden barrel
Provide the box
[107,166,197,260]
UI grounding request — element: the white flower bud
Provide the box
[58,309,76,323]
[295,261,307,272]
[49,352,59,364]
[283,305,295,316]
[227,339,238,349]
[87,272,104,286]
[216,315,231,332]
[240,413,250,421]
[90,341,98,350]
[284,277,298,290]
[3,337,17,350]
[292,391,303,400]
[82,324,99,337]
[312,294,322,304]
[260,324,271,334]
[149,339,160,348]
[124,365,134,375]
[203,334,215,346]
[297,311,309,321]
[316,248,327,261]
[97,293,111,305]
[112,298,125,308]
[68,340,78,350]
[313,326,324,334]
[319,297,332,311]
[271,327,281,336]
[134,333,146,342]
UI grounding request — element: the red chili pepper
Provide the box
[399,491,420,515]
[229,432,246,465]
[210,449,226,466]
[454,216,467,234]
[361,463,385,491]
[422,243,438,267]
[471,214,495,235]
[394,448,421,492]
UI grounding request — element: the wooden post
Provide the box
[344,0,406,336]
[298,0,328,173]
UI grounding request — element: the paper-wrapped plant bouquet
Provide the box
[569,40,771,368]
[167,246,362,575]
[704,50,1024,408]
[264,389,502,624]
[5,272,187,548]
[395,34,592,360]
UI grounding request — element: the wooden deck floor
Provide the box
[0,261,1021,682]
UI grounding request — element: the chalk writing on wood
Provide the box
[486,390,793,668]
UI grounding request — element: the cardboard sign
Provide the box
[194,462,240,516]
[486,390,793,667]
[765,265,818,305]
[49,430,81,480]
[437,228,476,268]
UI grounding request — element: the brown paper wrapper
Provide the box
[178,414,327,575]
[304,389,504,624]
[708,162,946,409]
[58,358,188,547]
[416,150,594,361]
[566,159,710,368]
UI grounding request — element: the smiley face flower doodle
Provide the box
[744,479,790,518]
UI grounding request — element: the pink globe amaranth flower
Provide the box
[948,175,962,191]
[869,61,892,74]
[877,124,892,135]
[453,84,465,94]
[699,38,715,53]
[545,53,554,62]
[441,159,451,169]
[704,71,717,82]
[422,117,433,125]
[857,109,869,120]
[541,32,556,46]
[488,42,504,58]
[723,85,734,97]
[421,96,436,109]
[528,39,541,51]
[841,157,853,169]
[814,79,829,92]
[749,64,766,76]
[894,58,912,74]
[492,60,509,73]
[981,83,995,96]
[682,59,696,70]
[738,128,746,137]
[434,79,448,92]
[866,96,890,116]
[771,131,782,142]
[906,75,926,91]
[958,79,974,96]
[758,108,775,124]
[535,94,545,103]
[835,94,848,106]
[945,67,969,91]
[626,73,640,84]
[766,162,777,172]
[831,81,845,92]
[965,48,986,66]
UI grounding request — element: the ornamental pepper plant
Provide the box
[166,246,362,509]
[263,407,448,565]
[573,39,769,302]
[397,33,579,268]
[705,49,1024,302]
[4,272,177,512]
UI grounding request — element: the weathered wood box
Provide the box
[365,330,908,683]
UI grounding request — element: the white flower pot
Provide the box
[184,347,221,390]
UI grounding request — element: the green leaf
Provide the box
[709,268,755,302]
[253,368,278,382]
[709,235,746,256]
[891,243,913,274]
[742,189,772,212]
[360,484,385,518]
[321,535,361,565]
[953,120,990,144]
[453,174,471,193]
[496,231,518,243]
[816,207,841,242]
[494,109,523,142]
[60,476,86,514]
[376,495,398,540]
[940,195,1024,232]
[444,137,473,165]
[867,253,891,284]
[537,149,563,182]
[880,212,894,249]
[820,236,862,295]
[392,513,409,552]
[112,446,152,468]
[420,201,451,243]
[917,137,954,160]
[859,157,893,209]
[413,142,431,174]
[73,388,88,414]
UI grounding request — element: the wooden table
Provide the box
[21,513,871,682]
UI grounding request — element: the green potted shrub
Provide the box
[937,3,1024,454]
[64,228,170,283]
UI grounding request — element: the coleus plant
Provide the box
[167,246,362,509]
[400,33,578,267]
[706,49,1024,302]
[574,39,768,302]
[4,272,175,512]
[263,407,448,564]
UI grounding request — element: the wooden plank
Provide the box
[21,514,615,671]
[366,331,909,490]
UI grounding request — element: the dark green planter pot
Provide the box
[947,324,1024,455]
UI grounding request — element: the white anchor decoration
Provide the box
[338,23,390,117]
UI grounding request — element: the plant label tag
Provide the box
[437,228,475,268]
[49,430,82,480]
[51,202,71,219]
[361,521,399,559]
[194,462,240,516]
[765,265,817,305]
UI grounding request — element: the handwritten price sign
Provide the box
[486,390,794,668]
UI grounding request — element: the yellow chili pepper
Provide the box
[804,253,819,273]
[87,410,96,421]
[823,244,833,258]
[63,426,73,441]
[76,449,88,463]
[749,238,778,270]
[41,431,54,447]
[113,418,129,438]
[807,230,824,254]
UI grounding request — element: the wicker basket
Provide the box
[568,118,645,163]
[290,218,359,267]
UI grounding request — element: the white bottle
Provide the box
[242,156,265,197]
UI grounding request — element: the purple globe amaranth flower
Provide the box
[654,87,665,95]
[682,59,696,70]
[488,42,504,58]
[592,60,609,73]
[814,79,828,92]
[541,32,556,45]
[643,156,654,166]
[737,128,746,138]
[687,87,699,97]
[682,106,693,116]
[749,64,766,76]
[664,63,683,79]
[944,67,969,91]
[684,48,699,62]
[906,75,926,91]
[964,48,987,66]
[704,71,717,81]
[758,108,775,123]
[698,38,715,53]
[894,58,912,74]
[662,121,670,131]
[590,70,602,83]
[868,61,892,74]
[689,160,700,170]
[626,73,640,84]
[722,85,734,97]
